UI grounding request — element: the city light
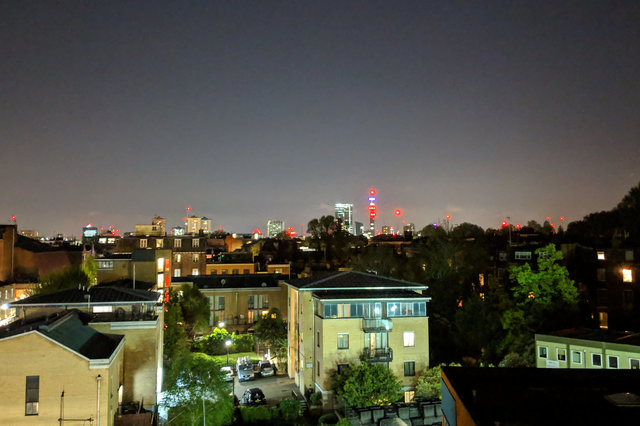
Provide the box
[446,214,452,220]
[394,209,402,216]
[369,188,376,196]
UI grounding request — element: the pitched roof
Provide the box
[311,289,428,300]
[0,310,123,360]
[284,270,427,291]
[10,286,159,307]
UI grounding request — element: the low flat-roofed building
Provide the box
[536,328,640,370]
[0,310,124,425]
[441,366,640,425]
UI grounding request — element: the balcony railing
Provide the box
[89,311,158,323]
[363,347,393,362]
[362,318,393,332]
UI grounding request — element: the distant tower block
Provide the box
[334,203,354,234]
[368,188,377,237]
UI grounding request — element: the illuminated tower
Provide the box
[334,203,354,234]
[367,188,377,237]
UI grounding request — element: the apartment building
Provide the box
[171,274,287,333]
[9,287,163,412]
[536,328,640,370]
[0,310,124,425]
[284,271,430,406]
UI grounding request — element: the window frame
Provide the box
[139,239,147,248]
[25,376,39,416]
[630,358,640,369]
[337,333,349,350]
[592,353,603,367]
[538,346,548,359]
[571,350,582,365]
[404,361,416,377]
[607,355,619,369]
[557,348,567,362]
[403,331,415,347]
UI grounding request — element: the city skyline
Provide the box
[2,2,639,236]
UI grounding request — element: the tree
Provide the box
[82,255,98,285]
[415,363,459,399]
[177,284,210,338]
[331,361,403,408]
[509,244,578,306]
[164,289,190,362]
[34,265,89,295]
[163,352,234,426]
[254,308,287,365]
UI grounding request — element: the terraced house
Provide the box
[284,271,430,407]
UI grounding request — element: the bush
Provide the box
[239,405,276,423]
[318,413,339,425]
[309,391,323,406]
[278,397,299,422]
[336,418,351,426]
[233,333,255,353]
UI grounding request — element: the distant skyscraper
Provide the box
[382,225,391,235]
[267,220,284,238]
[354,221,364,236]
[368,188,377,237]
[334,203,354,234]
[403,223,416,236]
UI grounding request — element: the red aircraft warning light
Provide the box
[369,188,376,196]
[394,209,402,216]
[501,221,508,228]
[446,214,452,220]
[560,216,565,221]
[187,206,192,211]
[546,216,551,221]
[516,224,522,230]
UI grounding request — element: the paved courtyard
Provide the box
[232,373,296,407]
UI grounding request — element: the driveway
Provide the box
[232,374,296,407]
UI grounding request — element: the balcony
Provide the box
[362,318,393,332]
[363,347,393,362]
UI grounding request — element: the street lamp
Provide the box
[218,321,225,328]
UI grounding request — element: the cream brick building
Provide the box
[284,271,430,406]
[0,310,124,425]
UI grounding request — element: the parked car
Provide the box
[241,388,266,406]
[258,360,274,377]
[236,356,254,381]
[221,366,234,382]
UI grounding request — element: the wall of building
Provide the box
[90,313,162,410]
[389,316,429,389]
[288,288,315,393]
[205,263,257,275]
[0,332,121,425]
[536,335,640,370]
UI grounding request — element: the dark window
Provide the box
[608,356,619,369]
[25,376,39,416]
[337,364,350,374]
[631,359,640,369]
[592,354,602,367]
[317,361,320,377]
[317,331,320,347]
[243,269,250,274]
[539,346,548,358]
[404,361,415,377]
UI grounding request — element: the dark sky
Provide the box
[2,1,639,236]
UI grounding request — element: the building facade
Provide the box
[267,220,284,238]
[334,203,354,234]
[284,271,430,406]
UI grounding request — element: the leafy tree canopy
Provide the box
[331,361,403,408]
[177,284,210,338]
[163,352,234,426]
[254,308,287,362]
[35,265,89,295]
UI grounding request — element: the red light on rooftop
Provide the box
[551,223,555,228]
[446,214,452,220]
[516,224,522,229]
[501,221,508,228]
[187,206,192,211]
[546,216,551,221]
[394,209,402,216]
[560,216,565,221]
[369,188,376,196]
[11,215,16,221]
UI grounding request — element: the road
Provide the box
[232,373,296,407]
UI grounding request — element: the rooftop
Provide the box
[539,328,640,347]
[0,310,123,360]
[312,289,428,300]
[284,270,428,291]
[173,274,281,289]
[442,366,640,425]
[10,286,160,307]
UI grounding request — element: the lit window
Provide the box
[192,239,200,248]
[599,312,608,329]
[192,254,199,263]
[631,359,640,369]
[608,355,619,369]
[175,254,181,263]
[174,269,181,277]
[192,268,199,276]
[156,239,163,248]
[174,239,181,248]
[140,239,147,248]
[157,258,164,271]
[215,296,225,311]
[92,306,112,313]
[597,251,605,260]
[404,361,415,377]
[557,349,566,361]
[337,333,349,350]
[538,346,548,359]
[403,331,415,347]
[623,268,633,283]
[572,351,582,364]
[404,391,415,402]
[25,376,39,416]
[592,353,602,367]
[157,274,164,287]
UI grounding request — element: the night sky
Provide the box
[2,1,639,236]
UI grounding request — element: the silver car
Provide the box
[258,360,274,377]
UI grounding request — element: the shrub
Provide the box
[310,391,323,406]
[239,405,275,423]
[336,418,351,426]
[233,333,255,353]
[318,413,339,425]
[278,397,299,422]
